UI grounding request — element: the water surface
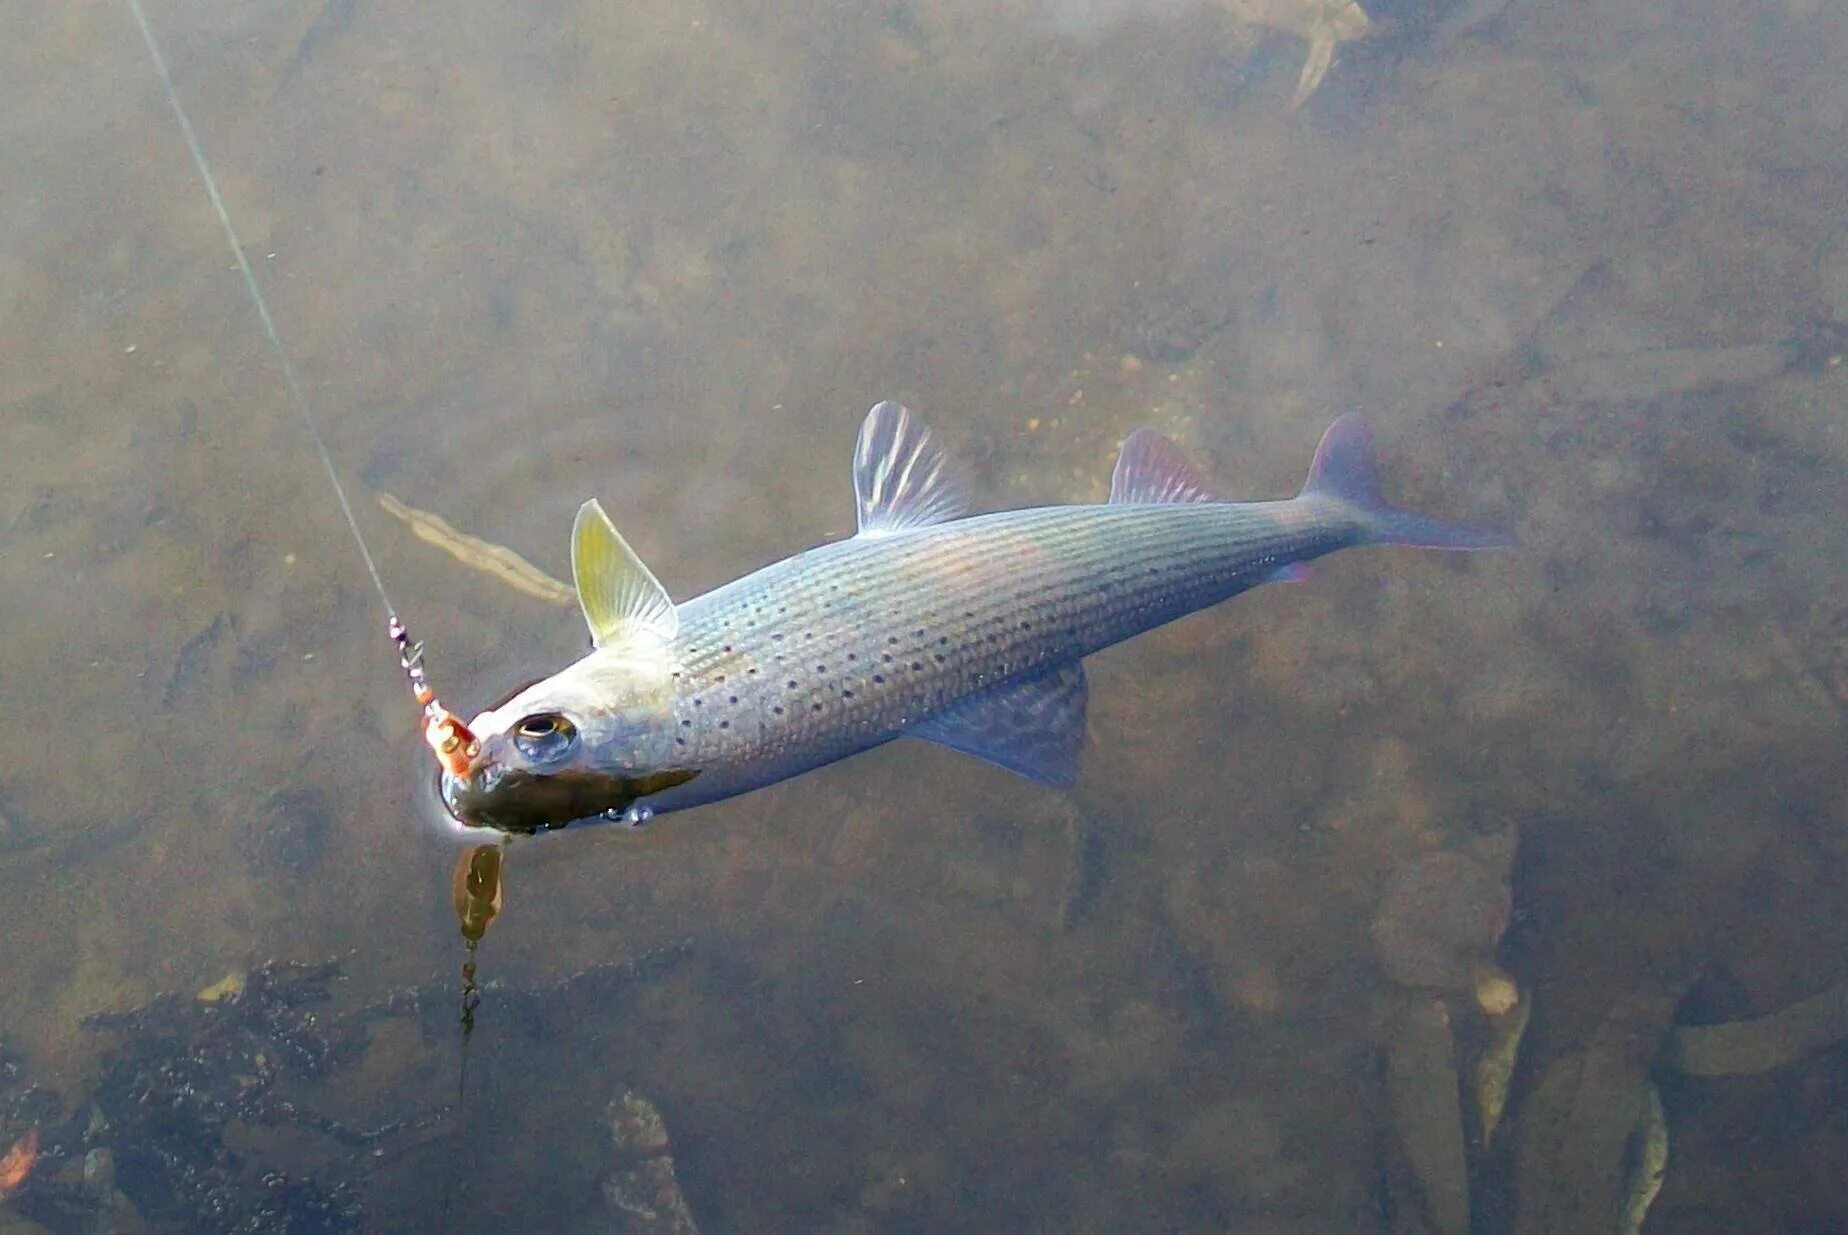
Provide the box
[2,0,1846,1230]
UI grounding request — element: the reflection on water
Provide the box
[2,0,1846,1230]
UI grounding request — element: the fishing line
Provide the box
[125,0,398,619]
[126,0,484,784]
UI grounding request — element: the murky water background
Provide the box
[3,0,1846,1230]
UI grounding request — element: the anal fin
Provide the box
[908,661,1088,788]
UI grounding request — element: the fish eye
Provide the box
[511,713,577,763]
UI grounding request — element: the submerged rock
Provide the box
[1384,995,1469,1235]
[598,1091,699,1235]
[1667,980,1848,1077]
[1619,1085,1668,1235]
[0,1208,55,1235]
[1472,987,1531,1146]
[1372,850,1512,993]
[1508,982,1683,1235]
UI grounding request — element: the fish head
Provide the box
[439,649,695,834]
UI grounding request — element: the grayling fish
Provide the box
[441,403,1506,833]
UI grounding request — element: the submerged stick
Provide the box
[1668,981,1848,1077]
[379,493,574,605]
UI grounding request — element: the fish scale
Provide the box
[655,499,1354,808]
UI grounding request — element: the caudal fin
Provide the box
[1300,414,1512,550]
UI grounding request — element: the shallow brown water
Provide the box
[2,0,1846,1230]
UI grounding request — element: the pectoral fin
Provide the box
[571,499,679,649]
[909,661,1088,787]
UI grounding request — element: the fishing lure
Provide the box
[390,617,479,781]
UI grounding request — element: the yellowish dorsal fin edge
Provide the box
[571,499,679,649]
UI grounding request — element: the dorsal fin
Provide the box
[1109,428,1217,504]
[571,499,678,649]
[853,401,972,536]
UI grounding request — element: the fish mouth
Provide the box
[439,764,629,835]
[440,760,698,835]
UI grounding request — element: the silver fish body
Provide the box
[652,499,1344,810]
[440,405,1504,833]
